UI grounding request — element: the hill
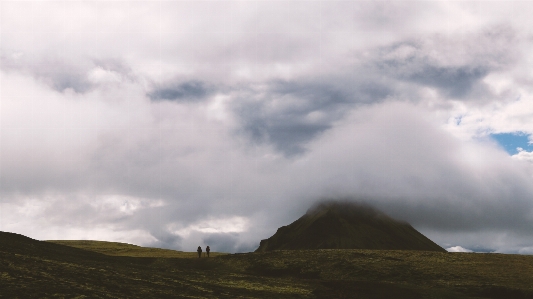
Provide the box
[2,231,533,298]
[0,231,114,262]
[47,240,226,258]
[256,201,445,252]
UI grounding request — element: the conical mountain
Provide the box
[256,201,445,252]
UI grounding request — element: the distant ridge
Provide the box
[256,201,446,252]
[0,231,111,261]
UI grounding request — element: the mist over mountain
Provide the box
[256,201,445,252]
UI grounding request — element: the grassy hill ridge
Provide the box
[3,231,533,298]
[47,240,227,258]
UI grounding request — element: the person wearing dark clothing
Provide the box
[197,246,202,258]
[206,246,210,257]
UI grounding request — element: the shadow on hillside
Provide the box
[461,285,533,299]
[312,280,423,299]
[246,262,321,279]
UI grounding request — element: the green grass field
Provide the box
[2,232,533,298]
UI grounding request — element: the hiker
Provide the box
[197,246,202,258]
[206,246,210,257]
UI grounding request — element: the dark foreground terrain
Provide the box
[1,232,533,299]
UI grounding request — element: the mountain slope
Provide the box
[256,201,445,252]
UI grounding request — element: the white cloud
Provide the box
[513,149,533,163]
[518,247,533,255]
[88,67,123,84]
[0,196,158,245]
[446,246,474,253]
[169,216,249,237]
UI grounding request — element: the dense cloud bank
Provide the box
[1,1,533,254]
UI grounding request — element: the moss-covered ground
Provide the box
[1,232,533,298]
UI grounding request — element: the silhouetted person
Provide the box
[197,246,202,258]
[206,246,210,257]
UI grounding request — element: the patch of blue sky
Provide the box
[490,132,532,155]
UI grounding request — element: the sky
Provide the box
[1,1,533,254]
[490,132,532,155]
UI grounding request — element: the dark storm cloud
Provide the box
[0,56,92,93]
[148,81,212,102]
[236,95,334,156]
[371,25,517,100]
[377,50,491,99]
[42,69,93,93]
[407,66,489,98]
[272,79,392,106]
[0,54,134,93]
[234,79,391,156]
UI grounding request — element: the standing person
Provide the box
[206,246,210,257]
[197,246,202,258]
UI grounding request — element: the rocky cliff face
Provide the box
[256,201,445,252]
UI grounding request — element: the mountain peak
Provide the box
[256,201,445,252]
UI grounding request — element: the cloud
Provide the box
[201,233,256,253]
[1,56,93,93]
[513,149,533,163]
[408,66,488,98]
[371,25,517,100]
[224,24,520,156]
[0,52,134,93]
[231,76,392,156]
[148,81,212,102]
[446,246,473,253]
[518,247,533,255]
[2,1,533,255]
